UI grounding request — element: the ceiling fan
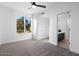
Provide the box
[28,2,46,9]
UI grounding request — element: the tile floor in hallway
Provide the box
[58,39,70,49]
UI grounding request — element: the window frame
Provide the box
[16,16,32,34]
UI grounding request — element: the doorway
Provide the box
[57,11,71,49]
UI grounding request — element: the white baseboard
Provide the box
[49,41,57,46]
[70,47,79,54]
[36,36,49,40]
[50,42,57,46]
[0,38,32,45]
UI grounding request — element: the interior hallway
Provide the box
[0,39,79,56]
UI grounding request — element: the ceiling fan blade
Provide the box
[28,2,46,9]
[35,5,46,8]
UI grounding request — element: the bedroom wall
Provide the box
[49,2,79,54]
[0,5,32,44]
[37,16,49,39]
[33,14,49,39]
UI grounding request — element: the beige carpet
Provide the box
[0,39,79,56]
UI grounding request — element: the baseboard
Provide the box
[70,47,79,54]
[1,38,32,45]
[36,36,49,40]
[49,40,57,46]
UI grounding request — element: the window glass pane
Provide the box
[25,17,31,33]
[16,16,24,33]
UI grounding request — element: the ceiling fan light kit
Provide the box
[32,5,36,8]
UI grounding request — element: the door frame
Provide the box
[57,11,71,50]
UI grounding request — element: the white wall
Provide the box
[33,15,38,39]
[49,2,79,54]
[58,13,68,32]
[0,5,32,44]
[49,9,57,45]
[34,14,49,39]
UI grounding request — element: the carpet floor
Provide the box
[0,39,79,56]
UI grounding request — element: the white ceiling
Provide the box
[0,2,59,14]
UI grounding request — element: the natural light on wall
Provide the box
[34,17,37,36]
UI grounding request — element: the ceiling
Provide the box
[0,2,59,14]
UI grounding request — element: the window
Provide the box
[16,16,31,34]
